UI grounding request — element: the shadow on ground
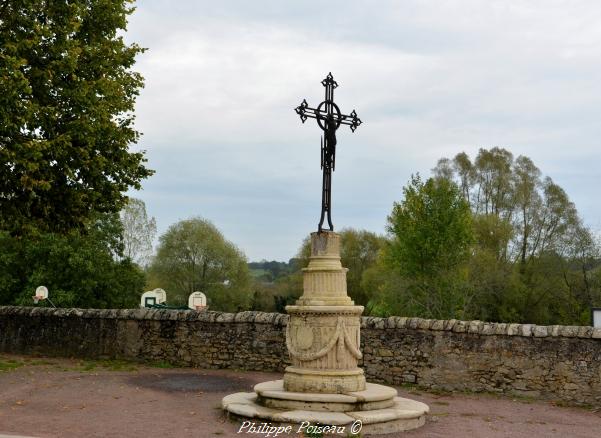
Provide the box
[128,372,255,393]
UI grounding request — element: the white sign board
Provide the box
[593,308,601,328]
[140,289,167,308]
[188,291,207,310]
[35,286,48,299]
[153,288,167,303]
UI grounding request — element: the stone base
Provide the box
[222,380,429,435]
[283,366,366,394]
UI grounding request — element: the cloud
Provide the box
[126,0,601,260]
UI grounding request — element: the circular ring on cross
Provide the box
[316,100,342,131]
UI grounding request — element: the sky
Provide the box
[124,0,601,262]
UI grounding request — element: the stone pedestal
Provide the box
[284,232,365,393]
[223,231,428,434]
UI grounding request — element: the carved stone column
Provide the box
[283,231,366,393]
[223,229,429,434]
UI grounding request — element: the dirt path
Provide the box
[0,354,599,437]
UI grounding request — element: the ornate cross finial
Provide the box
[295,73,362,232]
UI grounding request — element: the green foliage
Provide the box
[0,357,24,372]
[248,259,298,282]
[429,148,601,324]
[0,213,145,308]
[340,229,386,307]
[0,0,152,235]
[370,175,474,319]
[386,175,474,278]
[148,217,252,311]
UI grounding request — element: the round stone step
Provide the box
[222,384,429,435]
[254,380,397,412]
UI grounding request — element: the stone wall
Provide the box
[1,306,600,405]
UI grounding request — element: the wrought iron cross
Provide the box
[295,73,362,232]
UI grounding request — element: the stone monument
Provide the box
[222,73,428,434]
[222,231,429,434]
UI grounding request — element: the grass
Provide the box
[78,359,138,372]
[44,358,140,373]
[148,360,178,369]
[0,357,25,372]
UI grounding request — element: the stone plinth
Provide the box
[284,233,365,392]
[222,380,429,435]
[223,231,429,434]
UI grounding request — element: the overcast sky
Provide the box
[125,0,601,261]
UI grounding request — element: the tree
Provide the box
[148,218,252,311]
[382,175,474,319]
[120,197,156,267]
[0,0,152,235]
[386,175,474,278]
[339,229,385,307]
[0,213,145,308]
[435,147,601,324]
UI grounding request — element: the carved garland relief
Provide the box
[286,316,362,363]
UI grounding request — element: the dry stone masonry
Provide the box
[1,306,600,405]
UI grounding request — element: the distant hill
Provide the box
[248,259,301,283]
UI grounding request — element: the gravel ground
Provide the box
[0,354,599,438]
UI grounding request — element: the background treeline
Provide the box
[2,147,599,325]
[251,148,601,326]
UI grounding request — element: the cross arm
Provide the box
[336,110,362,132]
[295,100,363,132]
[294,99,321,123]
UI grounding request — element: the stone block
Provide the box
[494,323,507,335]
[217,313,235,323]
[378,348,394,357]
[520,324,533,337]
[444,319,457,331]
[364,317,376,328]
[533,326,549,337]
[468,320,483,334]
[559,326,579,337]
[577,326,593,338]
[507,324,521,336]
[402,374,417,383]
[430,320,444,331]
[418,319,432,330]
[233,311,254,322]
[481,323,496,335]
[452,321,467,333]
[273,313,288,327]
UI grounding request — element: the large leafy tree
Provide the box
[386,175,474,278]
[0,0,152,234]
[0,213,145,308]
[148,218,252,311]
[380,175,474,318]
[434,148,600,324]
